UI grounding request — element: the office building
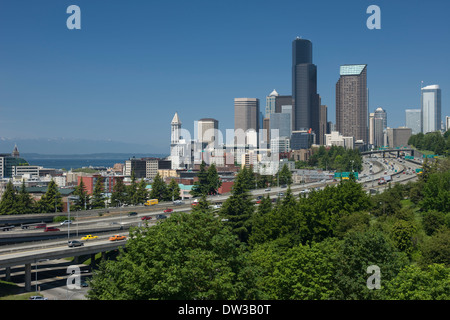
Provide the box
[197,118,219,147]
[446,116,450,132]
[325,131,354,149]
[386,127,412,148]
[234,98,260,146]
[319,104,327,145]
[265,89,278,118]
[405,109,422,135]
[292,37,319,134]
[0,145,31,179]
[421,85,441,133]
[371,107,386,147]
[270,112,292,139]
[336,64,368,144]
[290,131,315,150]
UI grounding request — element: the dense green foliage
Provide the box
[305,145,363,172]
[408,130,450,156]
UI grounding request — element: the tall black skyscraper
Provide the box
[292,37,319,134]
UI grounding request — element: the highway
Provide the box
[0,151,422,297]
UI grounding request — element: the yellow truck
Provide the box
[145,199,158,206]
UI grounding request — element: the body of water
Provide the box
[26,158,127,170]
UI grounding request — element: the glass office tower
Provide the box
[292,37,319,134]
[421,85,441,133]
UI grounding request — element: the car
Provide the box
[29,296,48,300]
[256,196,263,200]
[128,212,138,217]
[68,240,84,247]
[60,220,72,226]
[265,188,271,192]
[173,200,184,205]
[280,184,287,188]
[278,192,284,197]
[109,234,126,241]
[44,227,60,232]
[81,234,98,241]
[212,203,222,209]
[156,214,167,220]
[80,280,89,287]
[141,216,152,220]
[256,200,262,204]
[163,208,173,213]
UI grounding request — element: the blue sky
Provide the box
[0,0,449,154]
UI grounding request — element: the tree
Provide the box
[391,219,418,256]
[249,238,341,300]
[167,179,181,201]
[206,163,221,195]
[127,171,139,205]
[333,230,408,300]
[422,210,446,236]
[190,161,208,197]
[0,181,18,215]
[72,179,90,211]
[382,264,450,300]
[87,210,259,300]
[36,179,63,213]
[135,179,149,204]
[420,228,450,267]
[90,177,106,209]
[219,168,255,243]
[278,164,293,186]
[149,173,168,201]
[110,177,127,207]
[16,181,35,214]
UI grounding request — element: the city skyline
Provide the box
[0,0,449,154]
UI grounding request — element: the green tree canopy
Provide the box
[87,209,259,300]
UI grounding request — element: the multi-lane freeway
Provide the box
[0,152,422,298]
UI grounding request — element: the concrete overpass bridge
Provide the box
[0,239,127,291]
[361,148,416,158]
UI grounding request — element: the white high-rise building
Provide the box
[405,109,422,135]
[421,85,441,134]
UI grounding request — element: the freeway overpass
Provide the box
[361,148,417,158]
[0,238,127,292]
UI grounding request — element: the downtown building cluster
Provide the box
[168,37,448,175]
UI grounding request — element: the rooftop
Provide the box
[340,64,367,76]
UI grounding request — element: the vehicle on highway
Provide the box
[60,220,72,226]
[44,227,60,232]
[164,208,173,213]
[68,240,84,247]
[128,212,138,217]
[109,234,126,241]
[173,200,184,205]
[22,223,46,230]
[29,296,48,300]
[280,184,287,188]
[145,199,159,206]
[141,216,152,220]
[81,234,98,241]
[278,192,284,197]
[265,188,271,192]
[156,214,167,220]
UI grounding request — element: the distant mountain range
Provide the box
[0,137,168,156]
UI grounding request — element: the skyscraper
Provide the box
[265,89,278,118]
[336,64,368,144]
[234,98,260,146]
[405,109,421,135]
[197,118,219,147]
[292,37,319,134]
[421,85,441,133]
[374,107,387,147]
